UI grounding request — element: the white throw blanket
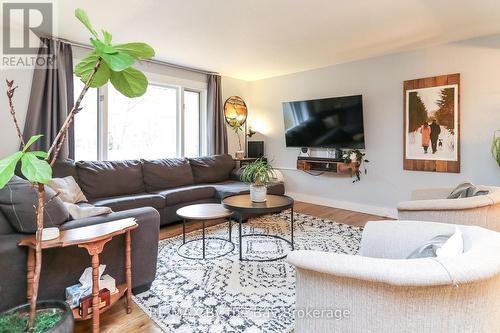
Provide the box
[63,202,112,220]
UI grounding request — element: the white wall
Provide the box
[248,34,500,217]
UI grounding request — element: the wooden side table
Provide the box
[19,218,138,333]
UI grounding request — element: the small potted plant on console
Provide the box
[241,158,276,202]
[343,149,369,182]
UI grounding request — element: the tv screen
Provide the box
[282,95,365,149]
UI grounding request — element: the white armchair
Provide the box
[287,221,500,333]
[397,186,500,231]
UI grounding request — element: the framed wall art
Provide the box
[403,73,460,173]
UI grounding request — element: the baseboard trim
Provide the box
[286,191,398,219]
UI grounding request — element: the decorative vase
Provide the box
[235,150,245,159]
[250,184,267,202]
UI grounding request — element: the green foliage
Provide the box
[0,136,51,189]
[240,158,275,186]
[0,309,63,333]
[493,130,500,167]
[434,87,455,129]
[343,149,369,183]
[408,92,428,132]
[73,8,155,97]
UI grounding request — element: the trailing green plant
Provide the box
[492,130,500,167]
[228,118,243,151]
[343,149,369,183]
[0,8,154,331]
[240,158,275,186]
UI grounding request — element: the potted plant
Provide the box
[240,158,275,202]
[0,9,154,332]
[493,130,500,167]
[343,149,369,182]
[229,119,245,159]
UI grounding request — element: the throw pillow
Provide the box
[47,176,88,204]
[447,182,489,199]
[436,228,464,258]
[406,228,464,259]
[406,235,450,259]
[0,176,69,233]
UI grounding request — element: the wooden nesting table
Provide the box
[19,218,138,333]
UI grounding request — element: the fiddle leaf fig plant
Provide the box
[74,8,154,97]
[0,8,154,331]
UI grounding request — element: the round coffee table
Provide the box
[222,194,294,261]
[176,203,235,260]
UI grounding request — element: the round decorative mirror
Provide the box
[224,96,248,126]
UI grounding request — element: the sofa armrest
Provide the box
[359,220,457,259]
[287,250,453,287]
[60,207,159,230]
[410,188,452,200]
[398,195,494,212]
[0,234,28,311]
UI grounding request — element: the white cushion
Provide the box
[436,228,463,258]
[47,176,87,204]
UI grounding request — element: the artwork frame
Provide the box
[403,73,460,173]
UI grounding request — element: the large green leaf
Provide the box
[0,151,23,189]
[91,38,117,55]
[102,30,112,44]
[32,151,48,159]
[75,52,110,87]
[114,43,155,59]
[23,134,43,152]
[75,9,98,38]
[98,51,135,72]
[110,67,148,98]
[20,153,52,184]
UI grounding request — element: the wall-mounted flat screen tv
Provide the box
[282,95,365,149]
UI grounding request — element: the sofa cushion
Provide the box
[76,160,145,199]
[153,185,216,206]
[52,158,79,181]
[0,176,69,233]
[90,193,166,212]
[213,181,250,199]
[141,158,194,191]
[213,181,286,199]
[188,154,235,183]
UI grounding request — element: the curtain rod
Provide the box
[49,36,219,76]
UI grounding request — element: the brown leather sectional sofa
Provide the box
[53,154,285,225]
[0,154,284,311]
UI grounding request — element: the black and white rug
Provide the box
[133,212,362,333]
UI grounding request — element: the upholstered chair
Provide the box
[288,220,500,333]
[397,186,500,231]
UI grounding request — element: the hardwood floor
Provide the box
[75,201,390,333]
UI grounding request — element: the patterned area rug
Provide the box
[133,212,362,333]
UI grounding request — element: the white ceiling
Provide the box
[53,0,500,81]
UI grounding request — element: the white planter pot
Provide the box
[250,184,267,202]
[235,150,245,159]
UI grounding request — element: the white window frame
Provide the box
[75,72,207,160]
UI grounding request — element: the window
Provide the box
[74,76,205,161]
[107,84,178,160]
[73,79,99,161]
[183,90,201,157]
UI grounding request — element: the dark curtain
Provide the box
[23,38,74,158]
[207,74,227,155]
